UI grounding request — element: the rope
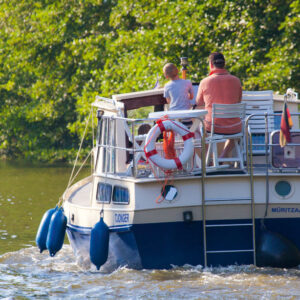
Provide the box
[67,150,93,188]
[163,130,176,159]
[155,175,172,204]
[67,108,92,190]
[56,149,93,208]
[58,108,92,207]
[168,118,191,133]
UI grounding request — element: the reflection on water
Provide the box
[1,161,300,299]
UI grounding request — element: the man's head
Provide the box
[209,52,225,69]
[163,63,179,80]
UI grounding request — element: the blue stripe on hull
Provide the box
[132,221,204,269]
[66,218,300,269]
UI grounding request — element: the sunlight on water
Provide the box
[1,246,300,299]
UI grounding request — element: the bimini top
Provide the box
[112,88,164,101]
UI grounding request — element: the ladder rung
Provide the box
[217,158,240,162]
[207,249,254,254]
[206,223,253,227]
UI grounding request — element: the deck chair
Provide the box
[242,90,274,155]
[206,103,246,168]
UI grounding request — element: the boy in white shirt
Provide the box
[163,63,194,111]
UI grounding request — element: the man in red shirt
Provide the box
[196,52,242,159]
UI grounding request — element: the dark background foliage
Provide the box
[0,0,299,162]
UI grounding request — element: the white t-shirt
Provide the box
[164,79,193,111]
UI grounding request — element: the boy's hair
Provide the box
[163,63,179,79]
[209,52,225,68]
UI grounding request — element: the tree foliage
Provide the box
[0,0,299,162]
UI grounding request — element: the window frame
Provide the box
[96,182,112,204]
[112,185,130,205]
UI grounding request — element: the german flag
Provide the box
[280,101,293,147]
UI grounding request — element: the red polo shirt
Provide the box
[197,69,242,134]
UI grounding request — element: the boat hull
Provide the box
[66,217,300,270]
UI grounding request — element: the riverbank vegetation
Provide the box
[0,0,299,162]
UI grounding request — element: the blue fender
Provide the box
[46,207,67,257]
[257,229,300,268]
[35,206,58,253]
[90,217,109,270]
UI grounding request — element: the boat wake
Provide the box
[1,247,300,299]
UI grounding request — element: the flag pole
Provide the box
[280,91,293,147]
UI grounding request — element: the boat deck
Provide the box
[67,162,300,207]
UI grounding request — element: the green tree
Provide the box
[0,0,113,161]
[0,0,299,162]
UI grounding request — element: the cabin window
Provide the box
[275,180,291,197]
[96,183,112,203]
[112,186,130,204]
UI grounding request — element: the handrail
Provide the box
[95,114,206,179]
[245,112,300,166]
[200,120,207,267]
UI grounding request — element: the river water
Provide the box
[1,161,300,299]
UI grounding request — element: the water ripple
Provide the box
[1,246,300,299]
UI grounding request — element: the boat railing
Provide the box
[95,114,207,179]
[245,111,300,173]
[95,109,300,179]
